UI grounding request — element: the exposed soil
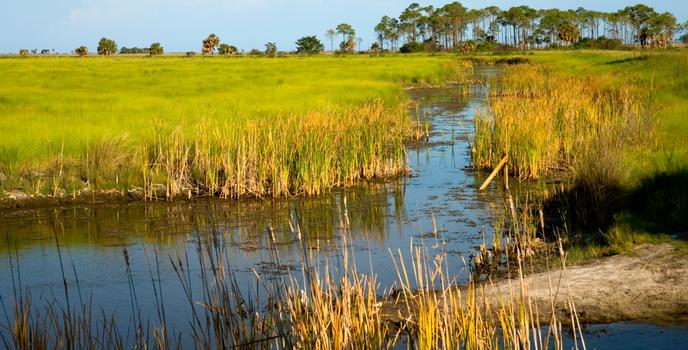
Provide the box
[0,185,210,211]
[382,243,688,325]
[0,188,149,210]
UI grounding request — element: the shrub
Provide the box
[574,36,623,50]
[218,44,238,56]
[295,36,324,55]
[476,41,498,52]
[369,42,381,54]
[493,44,517,54]
[681,34,688,44]
[74,46,89,57]
[399,42,424,53]
[248,49,264,56]
[120,47,149,54]
[149,43,164,56]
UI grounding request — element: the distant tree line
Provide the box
[120,47,149,54]
[16,48,57,56]
[119,43,163,55]
[374,2,686,52]
[19,2,686,58]
[70,39,164,57]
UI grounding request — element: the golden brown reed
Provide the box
[472,64,651,182]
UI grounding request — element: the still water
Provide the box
[1,68,685,348]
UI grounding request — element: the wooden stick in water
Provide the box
[504,163,509,190]
[479,154,509,191]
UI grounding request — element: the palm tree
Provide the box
[202,34,220,55]
[97,37,116,56]
[558,22,580,46]
[265,42,277,57]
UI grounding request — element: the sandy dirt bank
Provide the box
[382,243,688,325]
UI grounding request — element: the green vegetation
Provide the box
[375,2,679,52]
[334,23,357,53]
[74,46,88,57]
[97,37,117,56]
[148,42,164,56]
[0,55,460,199]
[217,43,238,56]
[566,213,688,264]
[264,42,277,57]
[201,33,220,55]
[472,50,688,256]
[295,35,325,55]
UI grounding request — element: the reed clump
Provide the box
[0,101,419,201]
[472,64,652,182]
[141,101,415,199]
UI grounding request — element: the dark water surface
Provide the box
[1,68,685,347]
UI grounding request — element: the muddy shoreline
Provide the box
[0,187,166,211]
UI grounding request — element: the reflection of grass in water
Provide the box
[2,210,584,349]
[0,181,405,252]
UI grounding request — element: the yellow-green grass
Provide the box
[474,49,688,182]
[472,49,688,244]
[525,50,688,179]
[0,55,463,198]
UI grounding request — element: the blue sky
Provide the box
[1,1,685,53]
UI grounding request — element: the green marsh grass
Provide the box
[0,55,463,199]
[472,59,650,182]
[473,50,688,252]
[526,50,688,179]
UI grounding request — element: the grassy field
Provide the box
[474,50,688,180]
[472,49,688,254]
[528,50,688,177]
[0,55,463,198]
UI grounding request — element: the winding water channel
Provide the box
[1,67,686,348]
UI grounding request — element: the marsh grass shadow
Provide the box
[540,169,688,247]
[604,55,648,65]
